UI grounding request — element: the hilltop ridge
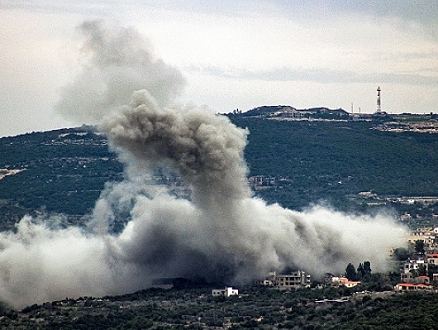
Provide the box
[236,105,349,119]
[230,105,438,132]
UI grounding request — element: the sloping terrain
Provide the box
[0,127,122,230]
[1,286,437,329]
[0,117,437,230]
[231,118,438,209]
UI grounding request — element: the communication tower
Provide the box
[377,86,381,113]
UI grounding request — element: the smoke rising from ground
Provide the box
[99,89,407,283]
[0,21,408,309]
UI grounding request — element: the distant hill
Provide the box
[238,105,350,119]
[0,116,438,230]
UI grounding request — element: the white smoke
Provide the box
[0,21,408,309]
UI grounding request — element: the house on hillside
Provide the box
[267,270,311,289]
[426,253,438,265]
[329,275,361,288]
[405,227,438,253]
[417,275,430,285]
[212,287,238,297]
[401,259,427,277]
[394,283,431,291]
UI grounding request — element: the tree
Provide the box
[394,247,409,261]
[357,261,372,282]
[345,263,358,281]
[363,261,371,275]
[357,263,364,280]
[417,264,428,277]
[415,240,425,254]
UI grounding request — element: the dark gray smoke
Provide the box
[102,89,250,209]
[99,89,407,285]
[0,21,408,309]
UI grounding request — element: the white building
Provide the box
[401,259,427,274]
[212,287,239,297]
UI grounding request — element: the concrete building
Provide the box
[212,287,238,297]
[269,270,311,289]
[426,253,438,265]
[401,258,427,273]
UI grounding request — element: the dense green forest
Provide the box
[230,117,438,218]
[232,118,438,196]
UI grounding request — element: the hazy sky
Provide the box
[1,0,437,137]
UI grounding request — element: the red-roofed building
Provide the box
[427,253,438,265]
[417,275,430,285]
[330,276,361,288]
[395,283,431,291]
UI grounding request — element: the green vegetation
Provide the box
[230,117,438,217]
[231,118,438,196]
[0,127,122,230]
[1,286,438,329]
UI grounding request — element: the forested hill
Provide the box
[0,117,438,230]
[229,117,438,211]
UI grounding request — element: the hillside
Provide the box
[230,117,438,206]
[0,127,122,230]
[1,286,438,329]
[0,116,437,230]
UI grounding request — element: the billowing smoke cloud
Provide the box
[99,89,407,284]
[0,21,408,309]
[55,20,186,124]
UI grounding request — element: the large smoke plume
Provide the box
[0,21,407,309]
[55,20,186,124]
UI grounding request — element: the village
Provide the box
[209,226,438,299]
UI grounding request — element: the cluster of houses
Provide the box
[394,227,438,291]
[159,227,438,297]
[212,270,365,297]
[395,256,435,292]
[248,227,438,295]
[212,271,311,297]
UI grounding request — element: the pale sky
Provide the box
[1,0,437,137]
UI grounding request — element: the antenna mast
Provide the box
[377,86,381,113]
